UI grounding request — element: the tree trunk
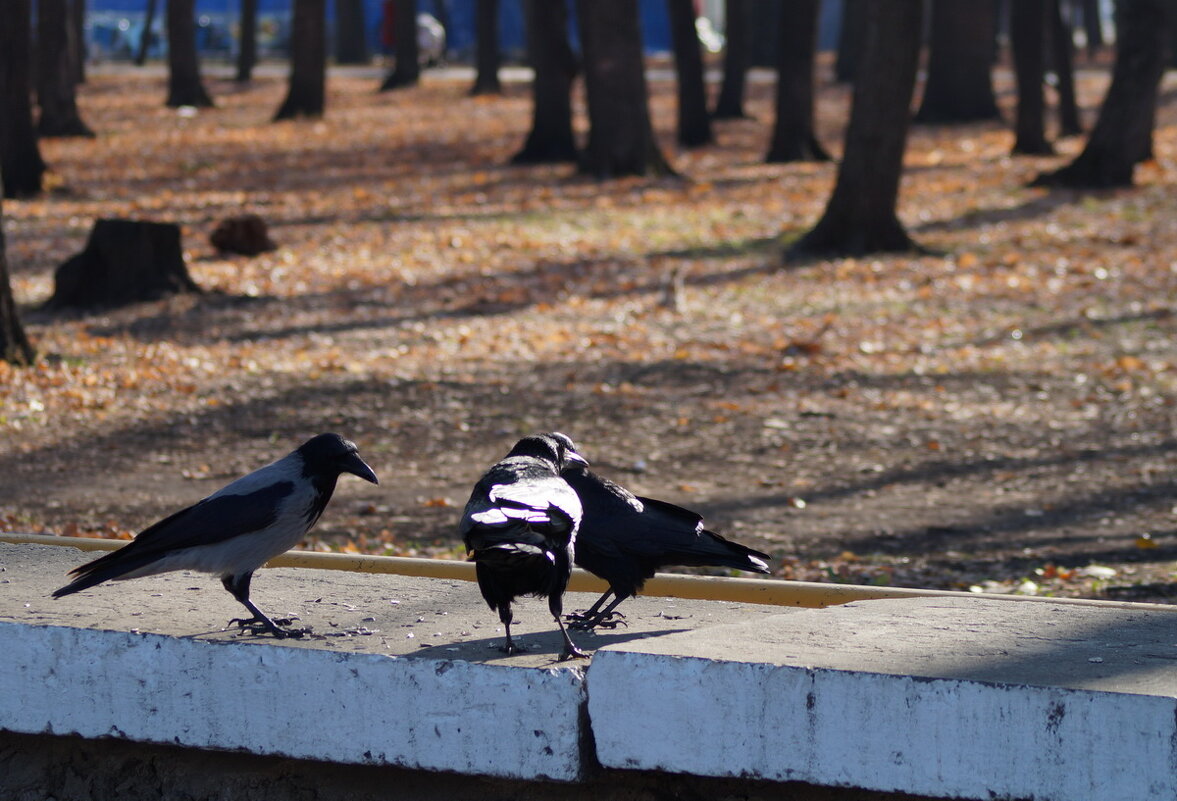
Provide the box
[1081,0,1102,59]
[134,0,158,66]
[790,0,923,257]
[236,0,258,82]
[665,0,711,148]
[511,0,577,164]
[712,0,748,119]
[470,0,503,95]
[577,0,675,178]
[835,0,867,83]
[916,0,1001,123]
[275,0,327,120]
[44,218,198,308]
[46,219,200,310]
[335,0,371,65]
[381,0,421,90]
[0,196,35,366]
[1032,0,1172,188]
[37,0,95,138]
[1009,0,1053,154]
[70,0,86,84]
[166,0,214,107]
[1049,0,1082,136]
[765,0,827,163]
[0,0,46,199]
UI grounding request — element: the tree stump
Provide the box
[46,219,200,310]
[210,214,276,256]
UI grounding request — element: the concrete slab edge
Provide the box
[587,649,1177,801]
[0,621,586,782]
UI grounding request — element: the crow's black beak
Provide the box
[343,453,379,484]
[565,450,589,468]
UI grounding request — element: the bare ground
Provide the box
[3,63,1177,602]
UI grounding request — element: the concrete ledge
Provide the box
[6,542,1177,800]
[588,598,1177,801]
[2,622,586,781]
[0,542,782,784]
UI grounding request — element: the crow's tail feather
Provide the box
[51,545,158,598]
[675,530,771,573]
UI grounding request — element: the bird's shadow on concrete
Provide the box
[399,627,690,665]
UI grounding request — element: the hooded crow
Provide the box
[562,466,770,629]
[53,433,379,638]
[460,432,589,659]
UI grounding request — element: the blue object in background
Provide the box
[82,0,687,61]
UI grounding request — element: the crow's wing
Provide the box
[126,481,294,555]
[59,481,295,586]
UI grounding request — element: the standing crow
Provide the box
[460,432,589,659]
[53,433,379,638]
[562,466,771,629]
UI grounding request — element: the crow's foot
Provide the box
[227,616,308,639]
[567,611,627,631]
[559,644,589,661]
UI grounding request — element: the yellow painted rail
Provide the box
[4,532,1174,612]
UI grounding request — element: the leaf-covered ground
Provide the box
[4,62,1177,602]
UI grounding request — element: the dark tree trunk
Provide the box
[0,196,36,366]
[766,0,827,163]
[577,0,675,178]
[790,0,923,257]
[470,0,503,95]
[1032,0,1172,188]
[512,0,577,164]
[134,0,158,66]
[1081,0,1102,59]
[275,0,327,120]
[916,0,1001,123]
[37,0,95,138]
[335,0,371,65]
[46,219,200,310]
[835,0,867,83]
[0,0,46,199]
[166,0,214,107]
[712,0,749,119]
[1049,0,1082,136]
[70,0,86,84]
[236,0,258,82]
[381,0,421,90]
[666,0,711,147]
[1009,0,1053,154]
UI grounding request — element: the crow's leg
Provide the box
[555,615,588,660]
[498,604,522,655]
[581,593,630,630]
[549,593,587,660]
[566,590,612,627]
[222,573,303,639]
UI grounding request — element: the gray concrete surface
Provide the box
[589,598,1177,801]
[6,542,1177,800]
[0,542,788,666]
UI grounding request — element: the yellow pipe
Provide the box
[5,532,1173,612]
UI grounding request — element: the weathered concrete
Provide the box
[0,729,942,801]
[0,542,784,783]
[588,597,1177,801]
[6,542,1177,801]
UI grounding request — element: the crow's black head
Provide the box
[297,433,379,484]
[505,432,589,471]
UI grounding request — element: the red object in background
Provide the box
[381,0,395,49]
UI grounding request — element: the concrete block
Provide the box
[1,621,586,781]
[588,597,1177,801]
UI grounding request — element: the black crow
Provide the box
[562,466,771,629]
[53,433,378,638]
[460,432,589,659]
